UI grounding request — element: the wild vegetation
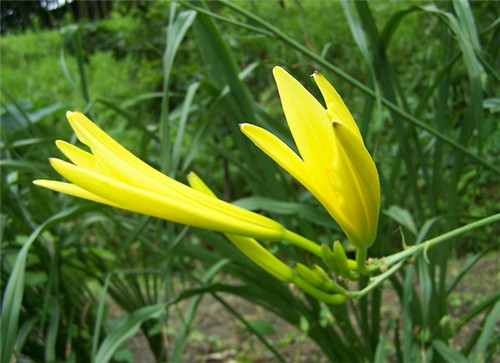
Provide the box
[1,1,499,362]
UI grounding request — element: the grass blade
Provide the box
[0,206,86,363]
[90,274,111,361]
[94,304,166,363]
[433,339,468,363]
[470,300,500,362]
[159,7,197,173]
[170,259,230,362]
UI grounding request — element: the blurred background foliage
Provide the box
[1,0,499,362]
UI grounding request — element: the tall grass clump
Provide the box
[2,1,499,362]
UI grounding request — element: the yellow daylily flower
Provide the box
[34,111,289,240]
[240,67,380,248]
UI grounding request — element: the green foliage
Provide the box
[1,0,499,362]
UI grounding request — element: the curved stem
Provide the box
[347,261,404,299]
[282,229,322,257]
[293,276,347,305]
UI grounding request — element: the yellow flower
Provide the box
[240,67,380,248]
[34,111,287,240]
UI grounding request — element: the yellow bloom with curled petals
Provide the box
[34,111,287,240]
[240,67,380,248]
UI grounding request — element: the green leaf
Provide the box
[45,300,60,363]
[93,304,166,363]
[159,8,197,172]
[432,339,468,363]
[113,349,134,363]
[384,206,417,236]
[248,320,275,336]
[484,98,500,113]
[470,300,500,363]
[233,196,332,227]
[0,206,85,363]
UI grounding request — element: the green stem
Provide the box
[282,230,322,257]
[293,276,346,305]
[356,248,369,275]
[347,261,404,299]
[382,213,500,268]
[349,213,500,299]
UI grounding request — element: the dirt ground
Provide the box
[123,253,499,363]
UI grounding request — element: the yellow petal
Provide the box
[33,179,120,207]
[186,172,217,198]
[64,111,283,235]
[48,158,284,239]
[225,234,295,282]
[272,67,336,177]
[239,123,317,193]
[55,140,98,171]
[312,71,362,141]
[331,122,380,247]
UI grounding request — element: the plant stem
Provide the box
[348,213,500,298]
[282,230,322,257]
[347,261,404,299]
[356,248,369,274]
[382,213,500,268]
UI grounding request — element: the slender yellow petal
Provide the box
[48,157,284,239]
[272,67,336,181]
[225,234,295,282]
[33,179,121,207]
[239,123,317,193]
[55,140,98,171]
[186,172,217,198]
[64,111,284,235]
[331,122,380,246]
[312,71,362,141]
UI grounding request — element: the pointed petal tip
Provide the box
[272,65,289,80]
[48,157,67,169]
[66,110,83,121]
[239,123,252,131]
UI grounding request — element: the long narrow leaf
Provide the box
[94,304,166,363]
[0,206,86,363]
[470,300,500,362]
